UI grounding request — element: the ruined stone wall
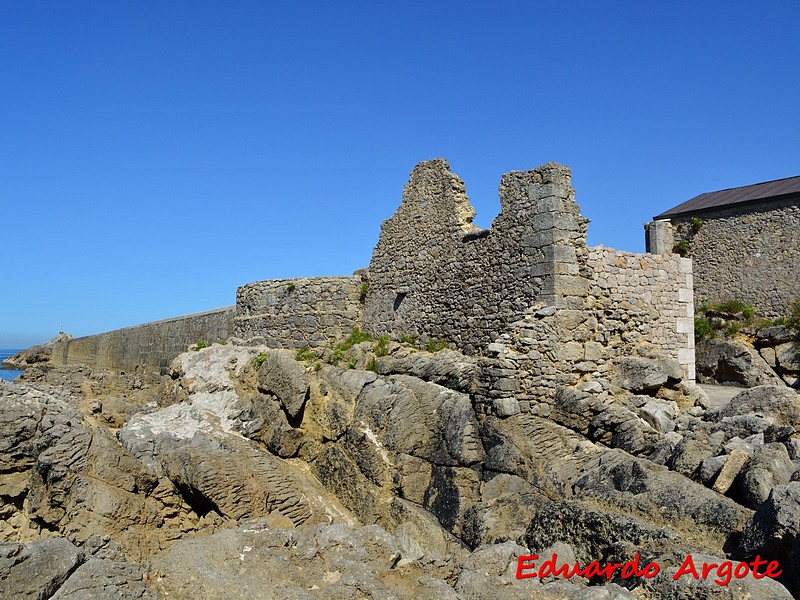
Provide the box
[362,159,589,354]
[234,276,364,348]
[476,248,694,412]
[670,198,800,317]
[51,307,235,373]
[587,248,695,377]
[47,159,696,394]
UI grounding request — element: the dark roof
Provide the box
[654,174,800,219]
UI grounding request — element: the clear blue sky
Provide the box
[2,1,798,348]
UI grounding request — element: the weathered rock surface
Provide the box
[0,381,199,558]
[697,338,786,388]
[734,442,795,509]
[0,538,82,599]
[376,348,480,393]
[0,536,155,600]
[637,551,793,599]
[3,339,798,599]
[709,385,800,429]
[146,519,640,600]
[613,356,683,393]
[739,482,800,597]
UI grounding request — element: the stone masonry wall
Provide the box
[234,276,364,348]
[362,159,589,354]
[670,198,800,317]
[45,159,695,398]
[360,159,695,414]
[51,307,235,374]
[476,248,694,412]
[587,248,695,377]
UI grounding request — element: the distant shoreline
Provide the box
[0,349,23,381]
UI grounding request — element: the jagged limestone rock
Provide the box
[524,499,679,565]
[739,482,800,597]
[709,385,800,429]
[637,551,792,599]
[376,348,480,393]
[0,538,82,600]
[613,356,683,393]
[696,339,786,388]
[734,443,796,509]
[0,382,199,560]
[257,349,310,420]
[572,450,752,554]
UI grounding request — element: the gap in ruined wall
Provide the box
[435,159,502,232]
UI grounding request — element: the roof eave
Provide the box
[653,191,800,221]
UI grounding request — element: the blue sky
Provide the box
[2,1,798,348]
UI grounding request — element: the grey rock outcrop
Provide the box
[258,349,310,420]
[709,385,800,429]
[0,536,156,600]
[0,538,82,599]
[376,348,480,393]
[735,443,795,509]
[0,381,198,557]
[639,551,792,599]
[739,482,800,597]
[614,356,683,393]
[696,338,785,387]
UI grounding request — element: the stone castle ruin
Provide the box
[20,162,800,600]
[54,159,695,405]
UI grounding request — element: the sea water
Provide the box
[0,349,23,381]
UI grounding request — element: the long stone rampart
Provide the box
[51,306,235,373]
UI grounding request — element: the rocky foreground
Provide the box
[1,341,799,599]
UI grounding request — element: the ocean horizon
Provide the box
[0,349,23,381]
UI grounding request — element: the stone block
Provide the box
[493,398,520,418]
[677,347,695,366]
[676,317,693,334]
[554,309,585,330]
[536,195,567,212]
[487,342,507,355]
[558,342,584,362]
[521,231,556,249]
[494,378,519,392]
[543,245,577,264]
[712,448,750,494]
[760,347,777,368]
[583,341,603,361]
[536,181,571,199]
[777,342,800,370]
[551,276,590,297]
[530,212,580,232]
